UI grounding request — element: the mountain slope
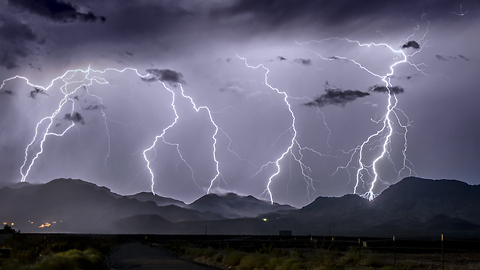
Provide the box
[0,178,223,233]
[187,193,295,218]
[2,177,480,236]
[268,177,480,237]
[127,192,186,207]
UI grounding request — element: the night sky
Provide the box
[0,0,479,207]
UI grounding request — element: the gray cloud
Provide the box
[8,0,106,23]
[277,56,287,61]
[83,104,106,111]
[401,40,420,50]
[305,82,370,108]
[370,85,405,95]
[436,54,448,61]
[458,54,470,61]
[294,58,312,66]
[435,54,470,62]
[212,0,476,30]
[1,90,14,95]
[64,112,85,124]
[29,87,47,99]
[143,69,186,86]
[0,14,39,69]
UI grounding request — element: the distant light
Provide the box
[11,223,14,226]
[53,221,56,223]
[39,222,52,228]
[263,218,267,222]
[3,222,6,225]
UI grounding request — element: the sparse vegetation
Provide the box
[0,234,119,270]
[165,240,396,270]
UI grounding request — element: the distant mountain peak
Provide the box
[187,192,295,219]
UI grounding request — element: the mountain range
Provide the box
[1,177,480,237]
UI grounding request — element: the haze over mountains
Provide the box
[1,177,480,237]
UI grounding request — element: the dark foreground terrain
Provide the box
[1,234,480,269]
[107,242,216,270]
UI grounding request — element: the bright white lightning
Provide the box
[2,67,223,197]
[297,28,427,200]
[177,84,223,194]
[4,67,125,182]
[142,81,223,195]
[237,55,321,204]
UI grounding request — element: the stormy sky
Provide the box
[0,0,479,207]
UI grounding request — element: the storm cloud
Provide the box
[0,14,39,69]
[213,0,477,29]
[401,40,420,50]
[8,0,106,23]
[0,0,479,208]
[294,58,312,66]
[369,85,405,95]
[0,90,13,95]
[143,69,186,86]
[305,84,370,108]
[29,87,47,99]
[83,104,106,111]
[64,112,85,124]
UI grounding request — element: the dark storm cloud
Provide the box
[458,54,470,61]
[369,85,405,95]
[0,14,39,69]
[435,54,470,61]
[305,83,370,108]
[8,0,106,23]
[294,58,312,66]
[401,40,420,50]
[29,87,47,99]
[143,69,186,86]
[213,0,475,28]
[1,90,14,95]
[277,56,287,61]
[436,55,448,61]
[64,112,85,124]
[83,104,105,111]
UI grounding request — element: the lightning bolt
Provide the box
[237,55,326,204]
[142,80,223,195]
[1,67,149,182]
[297,23,428,200]
[2,66,224,197]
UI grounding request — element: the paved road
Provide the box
[107,242,217,270]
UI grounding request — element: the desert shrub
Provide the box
[185,247,203,257]
[279,258,305,270]
[266,257,284,270]
[203,247,216,257]
[358,250,382,267]
[213,252,224,262]
[225,250,245,266]
[339,247,360,265]
[32,248,105,270]
[379,266,399,270]
[238,253,268,269]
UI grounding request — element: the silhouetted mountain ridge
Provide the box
[1,177,480,237]
[0,178,223,233]
[187,192,295,218]
[127,192,186,207]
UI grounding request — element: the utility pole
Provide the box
[393,236,396,267]
[441,234,444,270]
